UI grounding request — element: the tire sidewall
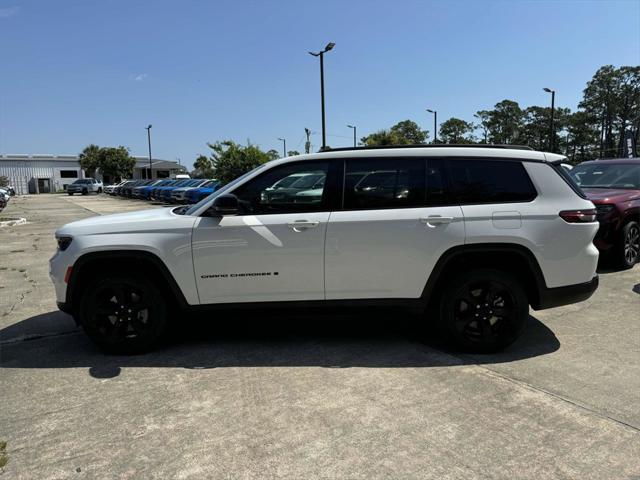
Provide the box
[439,268,528,353]
[79,275,168,354]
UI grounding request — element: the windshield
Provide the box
[289,173,325,189]
[185,164,270,215]
[570,163,640,189]
[73,179,90,184]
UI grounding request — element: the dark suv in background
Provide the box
[570,158,640,268]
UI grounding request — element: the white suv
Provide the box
[50,146,599,354]
[66,178,103,195]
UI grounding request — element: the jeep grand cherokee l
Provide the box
[50,146,599,354]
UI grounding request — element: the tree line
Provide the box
[191,64,637,182]
[360,65,639,162]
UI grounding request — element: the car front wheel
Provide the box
[438,269,528,353]
[619,221,640,269]
[79,275,168,354]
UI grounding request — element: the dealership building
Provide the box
[0,154,187,194]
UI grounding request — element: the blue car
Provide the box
[149,180,187,201]
[136,179,174,200]
[155,179,202,203]
[184,180,221,204]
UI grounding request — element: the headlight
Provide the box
[56,236,73,251]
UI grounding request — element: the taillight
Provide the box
[559,209,597,223]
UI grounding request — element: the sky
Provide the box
[1,0,639,168]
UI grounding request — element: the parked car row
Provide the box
[104,178,221,204]
[0,185,15,211]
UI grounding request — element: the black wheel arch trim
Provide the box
[65,250,190,313]
[419,243,597,311]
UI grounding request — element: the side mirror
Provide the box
[207,194,239,216]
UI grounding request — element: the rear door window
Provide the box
[343,158,425,210]
[449,159,537,204]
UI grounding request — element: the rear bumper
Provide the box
[534,275,599,310]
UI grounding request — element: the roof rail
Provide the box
[322,144,534,153]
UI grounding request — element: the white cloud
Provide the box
[133,73,148,82]
[0,6,19,18]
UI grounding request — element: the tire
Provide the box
[438,269,528,353]
[617,221,640,269]
[97,188,103,194]
[82,188,88,195]
[68,192,73,196]
[79,274,169,354]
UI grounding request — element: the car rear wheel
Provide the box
[438,269,528,353]
[82,188,88,195]
[79,275,168,354]
[97,187,102,194]
[67,192,73,196]
[618,221,640,269]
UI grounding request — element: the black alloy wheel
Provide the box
[80,275,168,354]
[439,269,528,352]
[621,221,640,268]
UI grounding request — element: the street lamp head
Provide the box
[426,109,435,114]
[308,51,320,57]
[543,87,554,93]
[278,137,285,141]
[347,125,355,129]
[324,42,335,52]
[147,124,152,129]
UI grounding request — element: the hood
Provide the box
[582,188,640,203]
[56,207,196,236]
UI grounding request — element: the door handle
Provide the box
[287,221,319,232]
[420,216,454,227]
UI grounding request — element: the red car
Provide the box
[570,158,640,268]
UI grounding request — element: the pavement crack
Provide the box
[0,329,81,346]
[474,364,640,433]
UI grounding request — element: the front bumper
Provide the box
[534,275,599,310]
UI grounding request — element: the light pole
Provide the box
[145,125,153,179]
[543,87,556,152]
[278,137,287,158]
[308,42,335,151]
[347,125,356,147]
[426,109,437,143]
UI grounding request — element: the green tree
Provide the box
[98,146,136,180]
[78,144,101,176]
[192,154,214,178]
[361,119,429,146]
[565,110,600,163]
[474,110,491,143]
[439,118,475,144]
[287,150,300,156]
[360,129,398,146]
[390,120,429,144]
[266,149,280,161]
[207,141,272,184]
[78,144,134,180]
[484,100,524,144]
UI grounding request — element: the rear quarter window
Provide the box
[449,159,537,204]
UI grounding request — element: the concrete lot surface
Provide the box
[1,194,639,479]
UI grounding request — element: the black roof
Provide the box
[322,144,534,152]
